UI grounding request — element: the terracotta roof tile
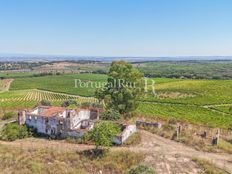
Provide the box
[40,106,65,117]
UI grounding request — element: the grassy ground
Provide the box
[0,144,144,174]
[192,158,229,174]
[0,72,34,78]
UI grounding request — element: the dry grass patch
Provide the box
[0,144,144,174]
[193,158,229,174]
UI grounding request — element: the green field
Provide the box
[145,79,232,105]
[1,73,232,128]
[0,72,34,78]
[10,73,107,96]
[137,103,232,128]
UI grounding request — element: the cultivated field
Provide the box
[0,89,96,110]
[10,73,107,96]
[1,73,232,128]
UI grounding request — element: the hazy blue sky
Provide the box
[0,0,232,57]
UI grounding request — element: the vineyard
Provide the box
[10,73,107,96]
[1,73,232,128]
[138,79,232,128]
[137,102,232,129]
[0,89,97,110]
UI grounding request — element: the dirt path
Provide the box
[0,130,231,174]
[128,130,232,174]
[0,79,13,92]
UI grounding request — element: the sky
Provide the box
[0,0,232,57]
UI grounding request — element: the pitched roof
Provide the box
[40,106,65,117]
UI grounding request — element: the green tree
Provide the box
[95,61,144,114]
[100,109,121,121]
[87,121,120,149]
[0,123,31,141]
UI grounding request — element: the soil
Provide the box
[0,130,231,174]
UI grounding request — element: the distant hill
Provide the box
[0,53,232,62]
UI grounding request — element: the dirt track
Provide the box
[0,130,231,174]
[129,130,232,174]
[0,79,13,92]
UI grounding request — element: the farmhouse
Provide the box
[18,105,137,144]
[18,106,99,138]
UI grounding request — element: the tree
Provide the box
[40,99,51,106]
[100,109,121,121]
[95,61,144,114]
[87,121,120,149]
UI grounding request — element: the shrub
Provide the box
[81,102,92,108]
[91,102,103,108]
[39,100,51,106]
[61,100,77,107]
[0,123,31,141]
[2,111,16,120]
[100,109,121,121]
[127,165,156,174]
[86,121,120,149]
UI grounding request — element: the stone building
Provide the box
[18,106,99,138]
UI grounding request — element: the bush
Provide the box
[100,109,121,121]
[81,102,103,108]
[61,100,77,107]
[40,100,51,106]
[2,112,16,120]
[81,102,92,108]
[128,165,156,174]
[0,123,31,141]
[86,121,120,149]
